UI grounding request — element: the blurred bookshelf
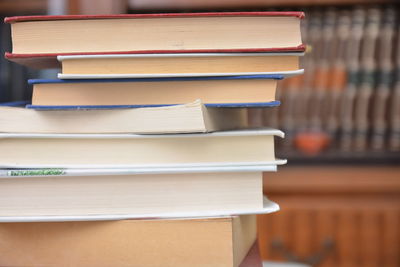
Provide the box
[246,5,400,164]
[128,0,393,10]
[0,0,47,13]
[0,0,43,105]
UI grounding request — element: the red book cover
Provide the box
[4,12,305,23]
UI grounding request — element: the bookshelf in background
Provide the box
[248,5,400,160]
[0,0,44,103]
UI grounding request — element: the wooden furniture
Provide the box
[258,166,400,267]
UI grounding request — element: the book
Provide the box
[5,12,305,68]
[28,75,282,107]
[0,215,256,267]
[0,100,250,134]
[0,128,284,168]
[389,31,400,151]
[353,8,381,151]
[57,53,304,79]
[0,170,279,220]
[371,8,396,150]
[339,8,365,151]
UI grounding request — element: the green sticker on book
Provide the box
[10,169,66,176]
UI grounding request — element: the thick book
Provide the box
[57,53,304,79]
[0,128,284,168]
[0,215,256,267]
[28,75,282,107]
[0,100,249,134]
[0,170,279,221]
[5,12,305,68]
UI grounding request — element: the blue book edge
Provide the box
[28,74,284,85]
[0,101,30,107]
[26,101,281,110]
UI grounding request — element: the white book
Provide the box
[0,161,286,177]
[0,128,284,168]
[0,100,248,134]
[57,53,304,78]
[0,171,279,222]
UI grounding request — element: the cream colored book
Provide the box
[0,171,279,221]
[6,12,304,61]
[29,75,280,107]
[0,128,284,168]
[57,53,304,79]
[0,215,256,267]
[0,100,248,134]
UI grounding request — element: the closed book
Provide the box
[57,53,304,79]
[0,100,249,134]
[28,75,282,107]
[5,12,305,68]
[0,170,280,221]
[0,215,256,267]
[0,128,284,168]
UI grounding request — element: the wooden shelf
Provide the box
[258,166,400,266]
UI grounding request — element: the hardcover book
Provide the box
[0,128,284,168]
[0,215,257,267]
[0,170,280,221]
[5,12,305,68]
[28,75,282,107]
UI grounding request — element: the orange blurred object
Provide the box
[295,131,331,155]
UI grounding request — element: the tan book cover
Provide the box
[0,215,256,267]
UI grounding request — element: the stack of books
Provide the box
[0,12,304,266]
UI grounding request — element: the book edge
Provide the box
[5,12,305,23]
[0,197,279,222]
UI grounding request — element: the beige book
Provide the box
[0,100,248,134]
[0,215,256,267]
[30,76,278,106]
[57,53,302,77]
[0,129,283,168]
[7,13,303,55]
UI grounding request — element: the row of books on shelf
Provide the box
[249,6,400,155]
[0,12,304,266]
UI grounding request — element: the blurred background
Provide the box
[0,0,399,266]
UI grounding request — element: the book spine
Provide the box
[388,28,400,151]
[339,8,365,151]
[325,11,351,142]
[353,8,381,151]
[370,8,396,150]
